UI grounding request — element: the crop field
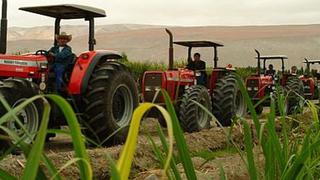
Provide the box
[1,0,320,178]
[0,59,318,180]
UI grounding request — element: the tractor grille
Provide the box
[144,73,163,103]
[246,79,259,98]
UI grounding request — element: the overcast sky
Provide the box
[6,0,320,27]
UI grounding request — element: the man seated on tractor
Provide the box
[186,53,207,85]
[48,32,73,92]
[265,64,276,76]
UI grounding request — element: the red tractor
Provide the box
[245,50,304,114]
[299,58,320,100]
[141,29,246,129]
[0,1,139,148]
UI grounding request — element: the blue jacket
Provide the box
[48,45,73,66]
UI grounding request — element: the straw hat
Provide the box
[55,32,72,42]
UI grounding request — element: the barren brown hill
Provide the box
[7,24,320,68]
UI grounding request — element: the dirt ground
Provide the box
[0,118,251,179]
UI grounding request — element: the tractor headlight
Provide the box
[154,86,161,91]
[145,86,152,91]
[253,87,259,91]
[145,86,161,92]
[81,53,89,59]
[247,87,252,91]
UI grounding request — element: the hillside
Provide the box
[7,24,320,68]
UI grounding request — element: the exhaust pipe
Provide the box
[255,49,260,74]
[165,28,174,70]
[0,0,7,54]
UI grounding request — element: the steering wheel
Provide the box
[35,50,48,56]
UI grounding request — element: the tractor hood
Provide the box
[0,54,47,64]
[0,54,47,78]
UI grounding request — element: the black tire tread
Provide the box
[0,79,41,151]
[179,85,211,132]
[82,61,138,146]
[285,76,304,114]
[212,74,244,126]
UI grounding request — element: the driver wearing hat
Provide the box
[48,32,73,92]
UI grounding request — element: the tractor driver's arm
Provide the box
[199,60,206,71]
[186,61,195,70]
[265,69,276,76]
[194,60,206,72]
[48,46,56,57]
[51,46,73,65]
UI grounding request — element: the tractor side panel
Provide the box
[67,51,97,94]
[165,69,195,100]
[0,54,47,79]
[260,76,273,88]
[209,68,227,92]
[67,50,122,95]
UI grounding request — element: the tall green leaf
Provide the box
[162,90,197,180]
[45,95,92,180]
[241,119,258,180]
[21,98,51,180]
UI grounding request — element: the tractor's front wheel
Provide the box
[212,74,246,126]
[0,79,42,152]
[83,61,138,146]
[179,85,211,132]
[285,76,304,114]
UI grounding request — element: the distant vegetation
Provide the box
[120,53,257,81]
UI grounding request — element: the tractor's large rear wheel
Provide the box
[212,74,246,126]
[0,79,42,152]
[285,76,304,114]
[83,61,138,146]
[179,85,211,132]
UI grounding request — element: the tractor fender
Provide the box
[67,50,122,95]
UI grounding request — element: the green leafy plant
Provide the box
[113,90,197,179]
[0,94,91,180]
[235,73,320,179]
